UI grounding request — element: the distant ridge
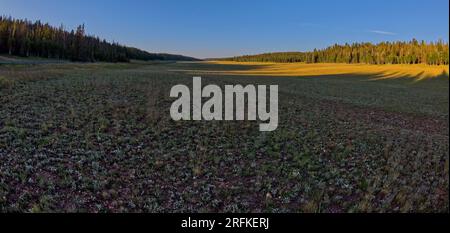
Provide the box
[0,16,199,62]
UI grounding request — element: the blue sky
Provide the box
[0,0,448,58]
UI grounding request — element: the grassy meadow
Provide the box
[204,61,449,79]
[0,60,448,212]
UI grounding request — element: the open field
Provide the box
[180,61,450,80]
[0,55,69,65]
[0,61,448,212]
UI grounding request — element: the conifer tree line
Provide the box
[0,16,197,62]
[223,39,449,65]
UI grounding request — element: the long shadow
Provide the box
[226,69,449,85]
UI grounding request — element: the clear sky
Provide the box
[1,0,448,58]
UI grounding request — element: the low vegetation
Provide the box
[0,61,448,212]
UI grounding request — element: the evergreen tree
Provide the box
[0,16,198,62]
[223,39,449,65]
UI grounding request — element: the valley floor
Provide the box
[0,61,448,212]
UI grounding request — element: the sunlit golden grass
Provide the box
[202,61,449,80]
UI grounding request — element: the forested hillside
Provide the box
[0,16,198,62]
[222,40,449,65]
